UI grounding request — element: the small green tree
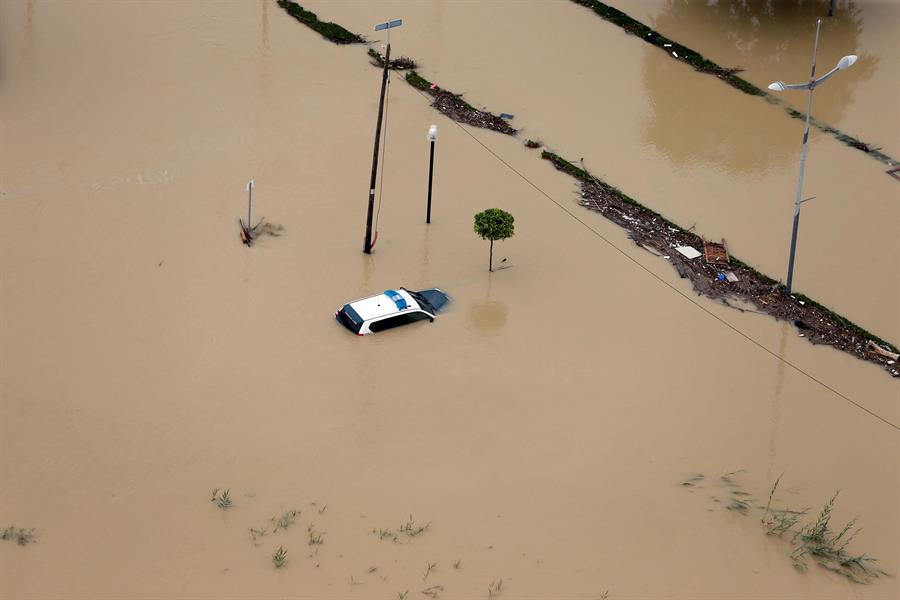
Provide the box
[473,208,515,272]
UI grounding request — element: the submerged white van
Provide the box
[335,288,449,335]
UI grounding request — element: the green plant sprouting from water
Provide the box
[307,523,325,553]
[272,509,299,532]
[210,488,232,509]
[272,545,287,568]
[1,526,35,546]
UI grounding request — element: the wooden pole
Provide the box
[364,44,391,254]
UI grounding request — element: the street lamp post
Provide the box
[767,18,857,296]
[426,125,437,223]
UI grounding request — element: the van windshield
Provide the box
[406,290,435,314]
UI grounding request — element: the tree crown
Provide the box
[473,208,515,242]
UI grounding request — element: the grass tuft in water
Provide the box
[307,523,325,552]
[272,545,287,568]
[272,509,299,532]
[399,515,430,538]
[210,488,232,510]
[1,526,35,546]
[762,480,886,583]
[421,585,444,598]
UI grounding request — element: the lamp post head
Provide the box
[768,81,787,92]
[837,55,858,70]
[427,125,438,142]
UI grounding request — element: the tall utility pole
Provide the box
[767,19,857,296]
[364,19,403,254]
[363,43,390,254]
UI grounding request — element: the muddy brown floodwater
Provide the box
[0,1,897,599]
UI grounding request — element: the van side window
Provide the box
[368,311,430,332]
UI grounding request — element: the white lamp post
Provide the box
[768,18,857,296]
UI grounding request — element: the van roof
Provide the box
[349,289,421,320]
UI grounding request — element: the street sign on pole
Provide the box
[373,19,402,45]
[373,19,402,31]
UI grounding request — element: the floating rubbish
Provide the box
[675,245,702,259]
[798,300,805,305]
[672,51,679,58]
[716,272,726,282]
[664,43,672,47]
[702,237,730,266]
[866,340,900,361]
[499,113,514,120]
[429,83,438,90]
[725,271,739,283]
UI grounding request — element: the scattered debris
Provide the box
[702,237,729,266]
[541,150,899,377]
[405,71,517,135]
[239,218,284,247]
[866,340,899,361]
[674,245,701,260]
[524,139,542,149]
[368,48,417,70]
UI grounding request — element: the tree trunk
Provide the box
[489,239,493,272]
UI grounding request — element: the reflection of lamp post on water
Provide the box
[426,125,437,223]
[767,18,857,296]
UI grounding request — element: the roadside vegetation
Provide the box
[569,0,895,166]
[276,0,363,44]
[683,471,887,584]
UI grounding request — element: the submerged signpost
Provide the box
[363,18,402,254]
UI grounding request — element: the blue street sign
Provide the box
[374,19,402,31]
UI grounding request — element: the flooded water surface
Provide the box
[1,2,897,599]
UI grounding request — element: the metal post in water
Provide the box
[785,19,822,297]
[426,125,437,223]
[767,21,858,297]
[247,179,253,228]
